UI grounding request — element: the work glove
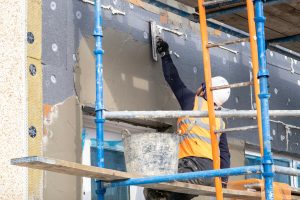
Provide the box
[222,178,228,188]
[156,37,169,57]
[222,182,228,188]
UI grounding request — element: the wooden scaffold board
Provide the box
[11,156,262,199]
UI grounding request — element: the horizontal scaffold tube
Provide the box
[215,125,258,133]
[104,110,300,119]
[103,165,262,188]
[275,166,300,177]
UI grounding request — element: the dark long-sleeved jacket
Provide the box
[162,54,230,183]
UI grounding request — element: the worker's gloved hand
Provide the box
[156,37,169,57]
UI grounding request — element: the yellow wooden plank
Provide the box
[11,156,262,199]
[27,0,42,59]
[27,0,43,198]
[27,59,43,159]
[27,58,43,199]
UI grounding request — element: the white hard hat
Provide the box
[212,76,231,106]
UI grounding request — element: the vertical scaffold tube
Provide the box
[197,0,223,199]
[94,0,105,199]
[254,1,274,199]
[246,0,264,155]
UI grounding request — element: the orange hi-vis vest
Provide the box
[177,96,225,160]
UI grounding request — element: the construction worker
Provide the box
[144,38,231,200]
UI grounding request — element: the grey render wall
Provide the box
[42,0,300,155]
[41,0,300,198]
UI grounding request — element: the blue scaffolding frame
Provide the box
[92,0,293,199]
[254,0,274,198]
[94,0,105,199]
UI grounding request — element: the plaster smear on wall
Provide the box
[43,96,81,158]
[43,96,82,200]
[75,28,180,114]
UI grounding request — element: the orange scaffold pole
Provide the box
[197,0,223,199]
[246,0,264,155]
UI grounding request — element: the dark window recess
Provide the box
[91,148,130,200]
[273,159,290,184]
[297,164,300,188]
[245,154,262,180]
[245,154,290,185]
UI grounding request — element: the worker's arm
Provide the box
[157,39,195,110]
[162,55,195,110]
[219,133,231,187]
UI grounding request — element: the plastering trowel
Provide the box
[150,21,184,61]
[150,21,159,61]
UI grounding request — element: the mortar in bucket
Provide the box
[122,130,179,176]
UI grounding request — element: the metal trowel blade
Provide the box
[150,21,158,61]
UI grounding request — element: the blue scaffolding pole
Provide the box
[92,0,275,199]
[254,0,274,199]
[94,0,106,199]
[104,165,262,188]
